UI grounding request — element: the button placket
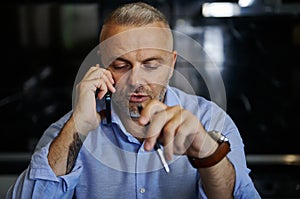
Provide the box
[136,148,147,198]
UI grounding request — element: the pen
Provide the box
[137,105,170,173]
[154,142,170,173]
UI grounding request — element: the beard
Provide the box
[117,84,168,140]
[112,83,167,119]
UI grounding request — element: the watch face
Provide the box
[208,131,229,143]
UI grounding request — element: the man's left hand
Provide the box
[139,99,218,161]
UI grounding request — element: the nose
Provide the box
[128,64,141,87]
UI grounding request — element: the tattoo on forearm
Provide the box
[66,132,83,174]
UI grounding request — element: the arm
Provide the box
[48,65,115,176]
[6,66,115,198]
[191,129,235,199]
[48,116,83,176]
[198,157,235,199]
[140,100,236,198]
[187,126,235,199]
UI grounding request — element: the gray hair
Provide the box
[104,2,169,28]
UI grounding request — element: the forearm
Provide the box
[198,157,235,199]
[48,115,84,176]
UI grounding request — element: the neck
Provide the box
[114,104,148,142]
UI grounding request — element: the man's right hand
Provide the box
[72,64,115,136]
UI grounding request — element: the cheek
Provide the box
[149,84,167,96]
[113,72,130,89]
[144,71,170,86]
[112,73,127,96]
[151,76,169,87]
[111,73,122,83]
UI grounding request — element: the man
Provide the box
[7,2,260,199]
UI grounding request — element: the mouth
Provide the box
[128,93,148,119]
[129,93,149,103]
[128,94,147,119]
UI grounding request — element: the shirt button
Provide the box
[140,187,146,193]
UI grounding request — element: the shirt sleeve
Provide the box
[224,114,261,198]
[197,102,261,199]
[6,112,83,199]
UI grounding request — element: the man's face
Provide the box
[100,22,177,118]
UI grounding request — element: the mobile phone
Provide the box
[105,91,112,124]
[95,89,112,124]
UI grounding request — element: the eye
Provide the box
[143,64,159,70]
[109,62,131,71]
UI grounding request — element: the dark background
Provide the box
[1,0,300,197]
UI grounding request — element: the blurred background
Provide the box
[0,0,300,198]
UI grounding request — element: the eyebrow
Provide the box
[113,57,131,63]
[113,56,164,63]
[143,56,164,63]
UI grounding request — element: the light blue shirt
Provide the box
[6,87,260,199]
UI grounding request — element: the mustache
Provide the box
[133,86,145,93]
[114,84,167,102]
[133,86,156,101]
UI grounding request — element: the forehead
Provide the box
[113,48,171,64]
[99,22,173,66]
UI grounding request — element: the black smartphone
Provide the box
[104,91,112,124]
[95,89,112,124]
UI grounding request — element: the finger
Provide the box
[176,120,199,152]
[84,78,108,93]
[84,66,114,85]
[100,72,116,92]
[95,74,115,97]
[94,68,115,85]
[95,79,109,99]
[103,69,115,85]
[143,112,168,151]
[173,124,191,155]
[139,99,167,126]
[144,105,176,151]
[161,128,174,161]
[161,107,183,160]
[82,65,101,80]
[82,68,115,100]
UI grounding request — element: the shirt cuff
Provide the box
[29,142,83,192]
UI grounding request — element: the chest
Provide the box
[74,148,199,199]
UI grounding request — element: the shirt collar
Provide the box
[96,86,181,143]
[164,86,182,107]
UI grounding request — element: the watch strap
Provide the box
[188,141,230,168]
